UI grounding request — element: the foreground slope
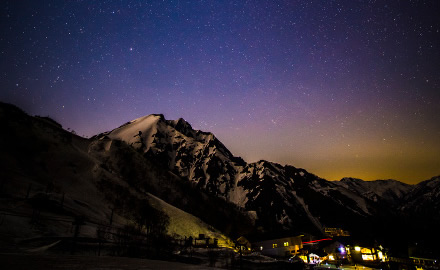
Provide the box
[0,102,237,250]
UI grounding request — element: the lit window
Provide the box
[361,248,372,253]
[284,242,289,247]
[260,246,263,251]
[329,255,335,261]
[362,254,374,261]
[273,244,277,248]
[354,246,361,252]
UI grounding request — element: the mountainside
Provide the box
[402,176,440,217]
[334,178,413,207]
[0,102,247,251]
[104,114,245,202]
[104,115,373,235]
[102,112,440,246]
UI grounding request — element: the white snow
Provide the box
[146,193,232,247]
[334,186,371,215]
[334,178,413,204]
[228,184,248,208]
[108,115,161,151]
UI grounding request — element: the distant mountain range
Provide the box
[1,102,439,256]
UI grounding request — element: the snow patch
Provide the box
[108,115,161,151]
[146,193,232,247]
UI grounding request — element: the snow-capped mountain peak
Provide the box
[99,113,440,237]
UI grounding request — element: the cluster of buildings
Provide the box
[184,228,437,269]
[237,227,389,267]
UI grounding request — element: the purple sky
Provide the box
[1,0,439,183]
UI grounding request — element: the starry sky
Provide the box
[1,1,439,184]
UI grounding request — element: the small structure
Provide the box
[253,235,303,257]
[324,227,350,237]
[193,234,218,248]
[235,236,251,252]
[346,244,387,265]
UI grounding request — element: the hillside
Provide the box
[0,102,244,253]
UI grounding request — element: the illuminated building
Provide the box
[252,235,303,257]
[347,245,387,264]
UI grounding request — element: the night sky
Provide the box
[1,1,439,184]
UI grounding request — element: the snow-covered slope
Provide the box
[106,115,242,196]
[103,114,395,235]
[146,193,232,247]
[0,103,235,251]
[401,176,440,214]
[334,177,413,206]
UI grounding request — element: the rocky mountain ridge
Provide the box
[102,113,440,241]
